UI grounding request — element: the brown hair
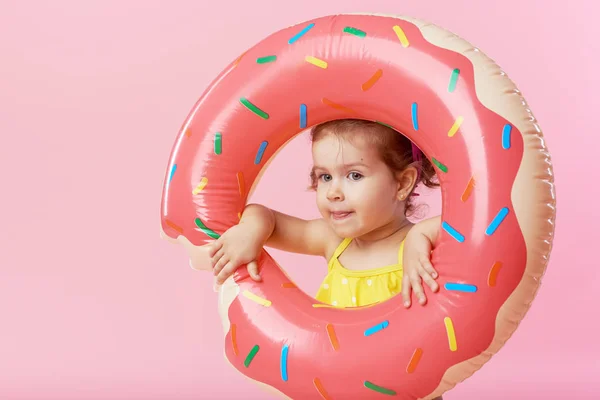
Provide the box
[308,119,439,216]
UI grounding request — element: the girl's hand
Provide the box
[208,223,264,285]
[401,223,440,307]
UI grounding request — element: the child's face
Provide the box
[311,133,404,238]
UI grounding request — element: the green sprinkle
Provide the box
[244,345,260,367]
[256,55,277,64]
[364,381,396,396]
[376,121,394,129]
[194,218,220,239]
[343,26,366,38]
[240,97,269,119]
[432,157,448,173]
[448,68,460,92]
[214,132,222,155]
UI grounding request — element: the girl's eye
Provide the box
[348,172,363,181]
[319,174,332,182]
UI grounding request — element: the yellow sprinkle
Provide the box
[192,177,208,195]
[312,303,344,309]
[393,25,409,47]
[243,290,271,307]
[305,56,328,69]
[238,212,241,220]
[444,317,457,351]
[448,116,464,137]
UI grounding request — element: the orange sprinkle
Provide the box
[313,378,332,400]
[165,219,183,234]
[184,127,192,137]
[234,51,246,67]
[488,261,502,287]
[231,324,239,356]
[326,323,340,351]
[461,176,475,202]
[322,98,356,114]
[237,172,245,197]
[361,68,383,91]
[406,348,423,373]
[281,282,297,288]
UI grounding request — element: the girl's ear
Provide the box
[396,166,418,200]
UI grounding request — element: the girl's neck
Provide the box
[353,216,413,249]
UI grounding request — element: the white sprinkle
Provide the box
[352,296,356,303]
[332,300,338,306]
[367,279,372,286]
[341,278,348,284]
[323,283,329,289]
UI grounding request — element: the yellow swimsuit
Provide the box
[315,238,404,308]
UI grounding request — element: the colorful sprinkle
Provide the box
[502,124,512,149]
[184,127,192,137]
[305,55,328,69]
[322,98,356,114]
[442,221,465,243]
[280,344,289,381]
[444,317,457,351]
[254,141,268,164]
[461,176,475,202]
[214,132,222,154]
[488,262,502,287]
[165,219,183,234]
[240,97,269,119]
[392,25,410,47]
[231,324,238,356]
[406,348,423,373]
[364,381,396,396]
[444,283,478,293]
[343,26,366,37]
[376,121,393,129]
[168,164,177,183]
[364,320,389,336]
[300,104,307,128]
[313,378,332,400]
[256,55,277,64]
[194,218,220,239]
[237,172,245,197]
[361,68,383,91]
[234,51,246,66]
[289,23,315,44]
[312,303,344,308]
[281,282,297,288]
[242,289,272,307]
[486,207,509,235]
[448,68,460,92]
[326,323,340,351]
[432,157,448,173]
[192,177,208,195]
[244,345,259,367]
[411,102,419,130]
[448,116,464,137]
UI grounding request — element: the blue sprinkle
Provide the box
[502,124,512,149]
[445,283,478,293]
[168,164,177,183]
[485,207,509,235]
[411,102,419,131]
[280,344,289,381]
[442,221,465,243]
[254,141,268,164]
[300,104,307,128]
[364,320,389,336]
[288,23,315,44]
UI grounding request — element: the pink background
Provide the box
[1,0,598,399]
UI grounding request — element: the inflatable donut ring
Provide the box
[160,14,556,400]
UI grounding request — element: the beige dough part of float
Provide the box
[159,13,555,400]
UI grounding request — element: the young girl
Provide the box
[209,119,443,309]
